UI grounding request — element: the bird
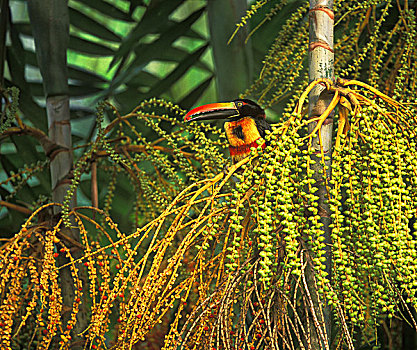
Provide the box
[184,99,271,164]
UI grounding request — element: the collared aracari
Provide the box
[185,99,271,163]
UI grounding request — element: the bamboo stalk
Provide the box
[28,1,87,347]
[308,0,334,348]
[91,161,98,209]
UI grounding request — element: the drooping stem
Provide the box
[308,0,334,348]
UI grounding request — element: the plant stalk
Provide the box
[28,0,87,347]
[308,0,334,348]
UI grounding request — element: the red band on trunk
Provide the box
[309,41,334,53]
[309,6,334,20]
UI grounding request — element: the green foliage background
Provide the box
[0,0,288,234]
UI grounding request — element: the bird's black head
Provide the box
[231,99,265,121]
[184,99,265,122]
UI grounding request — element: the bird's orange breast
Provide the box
[224,117,265,162]
[224,117,261,147]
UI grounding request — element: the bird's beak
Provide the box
[184,102,239,122]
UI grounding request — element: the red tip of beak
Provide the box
[184,114,192,121]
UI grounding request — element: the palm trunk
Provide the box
[207,0,253,100]
[28,1,87,347]
[308,0,334,348]
[46,95,73,208]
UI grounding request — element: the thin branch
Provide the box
[1,125,65,159]
[95,145,198,160]
[0,200,32,215]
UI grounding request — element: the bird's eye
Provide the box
[237,102,243,107]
